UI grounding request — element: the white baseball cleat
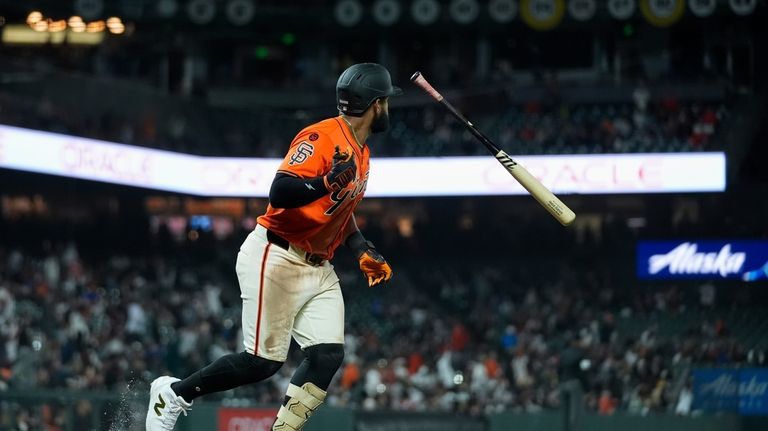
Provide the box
[145,376,193,431]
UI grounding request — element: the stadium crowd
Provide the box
[0,85,725,158]
[1,233,764,428]
[382,96,725,156]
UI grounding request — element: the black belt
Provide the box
[266,228,290,250]
[265,229,326,266]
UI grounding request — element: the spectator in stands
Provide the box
[0,233,762,417]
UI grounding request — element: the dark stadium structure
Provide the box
[0,1,767,430]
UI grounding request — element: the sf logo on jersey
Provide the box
[289,142,314,165]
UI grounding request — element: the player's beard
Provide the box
[370,110,390,134]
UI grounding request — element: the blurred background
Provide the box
[0,0,767,430]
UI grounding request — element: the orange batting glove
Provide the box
[358,244,392,287]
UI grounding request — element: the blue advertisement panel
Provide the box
[693,368,768,415]
[739,369,768,415]
[636,240,768,281]
[693,369,740,412]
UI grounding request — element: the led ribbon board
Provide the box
[0,124,726,197]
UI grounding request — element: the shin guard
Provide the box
[272,382,327,431]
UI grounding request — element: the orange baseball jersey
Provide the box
[257,116,370,259]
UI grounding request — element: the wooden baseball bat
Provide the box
[411,71,576,226]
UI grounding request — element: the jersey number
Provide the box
[289,142,314,165]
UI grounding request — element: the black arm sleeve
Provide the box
[269,173,328,209]
[345,230,372,257]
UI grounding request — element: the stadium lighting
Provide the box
[48,20,67,33]
[31,20,48,32]
[108,23,125,34]
[623,23,635,37]
[254,46,269,59]
[27,11,43,26]
[69,16,86,32]
[281,32,296,45]
[106,17,125,34]
[86,20,105,33]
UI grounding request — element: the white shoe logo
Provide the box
[154,394,166,416]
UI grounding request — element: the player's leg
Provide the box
[170,351,283,401]
[271,344,344,430]
[146,227,299,431]
[146,353,283,431]
[272,266,345,431]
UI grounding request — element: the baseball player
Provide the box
[146,63,401,431]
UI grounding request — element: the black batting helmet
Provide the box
[336,63,402,116]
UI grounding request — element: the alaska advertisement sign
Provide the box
[693,368,768,415]
[636,241,768,281]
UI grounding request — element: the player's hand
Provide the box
[323,146,356,192]
[358,246,392,287]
